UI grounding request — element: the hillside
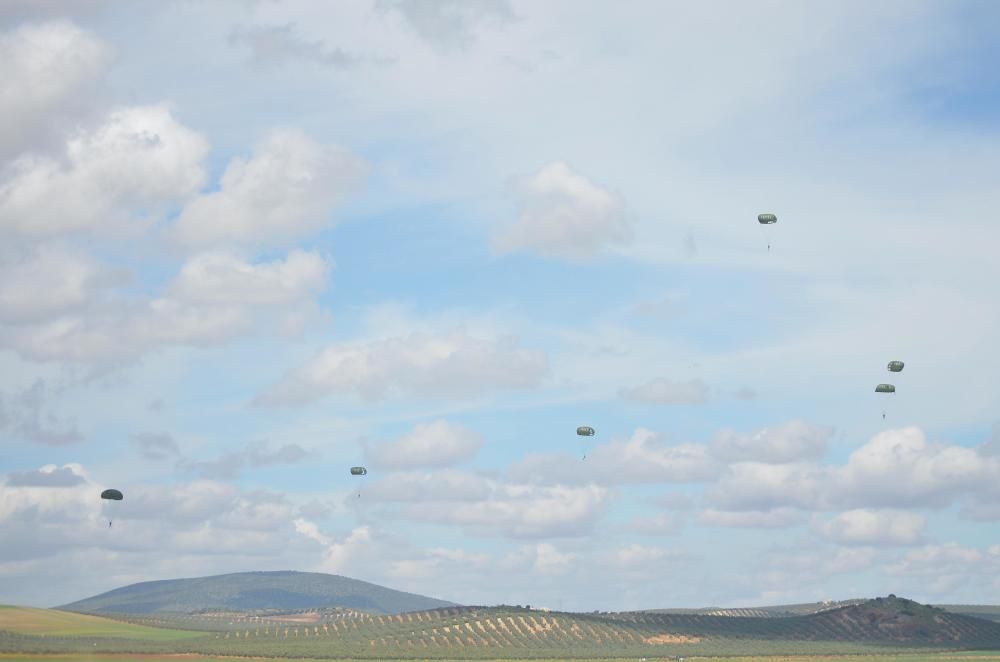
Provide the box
[6,596,1000,658]
[58,571,458,615]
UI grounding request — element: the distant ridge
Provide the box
[58,570,458,615]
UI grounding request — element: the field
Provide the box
[3,601,1000,660]
[1,653,1000,662]
[0,607,202,641]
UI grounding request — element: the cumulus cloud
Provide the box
[707,461,829,512]
[0,246,126,323]
[590,429,720,483]
[257,328,548,406]
[709,420,831,463]
[167,249,331,305]
[400,483,608,539]
[510,428,721,486]
[815,509,926,547]
[708,427,1000,513]
[0,105,208,238]
[293,521,373,574]
[2,250,329,364]
[0,21,111,159]
[365,420,483,469]
[375,0,515,50]
[0,380,81,445]
[364,468,608,539]
[0,469,308,578]
[172,128,366,249]
[620,377,709,405]
[5,464,85,487]
[882,543,1000,598]
[834,427,1000,509]
[492,161,635,260]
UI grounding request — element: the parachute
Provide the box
[887,360,904,372]
[757,213,777,252]
[100,489,123,528]
[351,466,367,498]
[875,384,895,421]
[577,426,595,460]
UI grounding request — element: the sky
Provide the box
[1,0,999,612]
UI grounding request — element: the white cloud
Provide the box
[172,128,366,249]
[530,542,575,575]
[167,249,331,305]
[0,245,126,323]
[257,328,548,406]
[398,481,609,539]
[709,420,831,463]
[2,250,328,364]
[708,426,1000,513]
[834,427,1000,509]
[365,419,483,469]
[0,105,208,238]
[699,508,803,529]
[4,463,85,487]
[586,428,720,484]
[0,21,111,159]
[707,461,829,511]
[619,377,709,405]
[815,509,926,546]
[492,161,635,260]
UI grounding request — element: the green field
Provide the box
[1,653,1000,662]
[0,607,203,641]
[3,600,1000,660]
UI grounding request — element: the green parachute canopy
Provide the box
[100,489,123,501]
[576,426,595,436]
[757,213,778,224]
[875,384,896,393]
[887,360,905,372]
[350,466,367,476]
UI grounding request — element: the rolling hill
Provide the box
[6,596,1000,658]
[58,571,458,615]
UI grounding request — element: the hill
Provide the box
[58,571,458,615]
[5,596,1000,658]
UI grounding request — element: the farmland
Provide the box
[3,597,1000,660]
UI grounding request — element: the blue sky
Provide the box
[1,0,999,612]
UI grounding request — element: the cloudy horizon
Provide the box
[1,0,999,612]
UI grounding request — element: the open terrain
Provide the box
[59,571,456,615]
[0,607,201,641]
[4,596,1000,659]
